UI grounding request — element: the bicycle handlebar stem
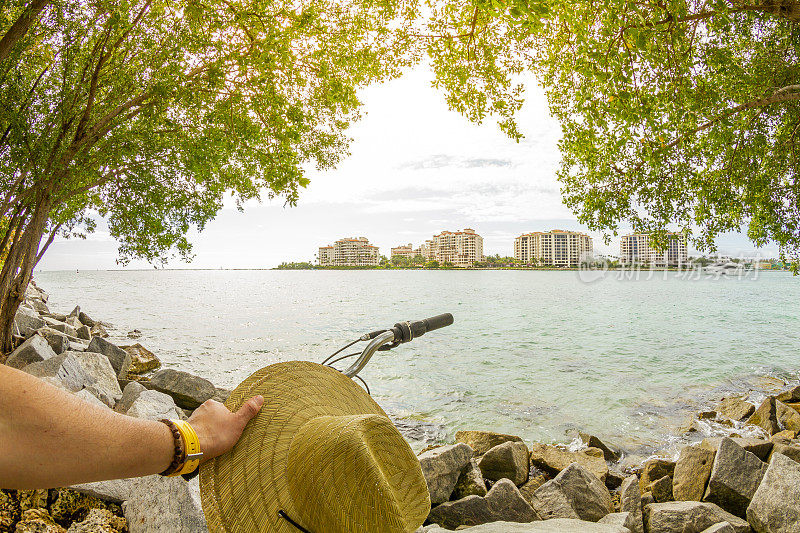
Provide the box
[342,330,396,378]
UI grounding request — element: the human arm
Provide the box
[0,363,262,489]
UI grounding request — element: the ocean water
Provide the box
[35,269,800,459]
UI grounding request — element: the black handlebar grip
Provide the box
[408,313,454,339]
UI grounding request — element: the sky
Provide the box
[36,68,774,271]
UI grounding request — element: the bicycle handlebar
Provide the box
[341,313,454,378]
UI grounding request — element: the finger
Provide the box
[235,395,264,424]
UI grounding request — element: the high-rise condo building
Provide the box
[431,228,484,267]
[390,243,418,258]
[619,233,688,265]
[514,230,593,267]
[318,237,380,266]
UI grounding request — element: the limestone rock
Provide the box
[90,323,109,338]
[125,390,183,421]
[1,490,21,532]
[770,430,796,443]
[5,333,57,369]
[605,468,626,490]
[484,478,539,523]
[453,458,487,499]
[598,511,637,531]
[531,462,612,522]
[529,442,609,482]
[619,475,643,533]
[49,489,115,524]
[418,443,473,505]
[673,445,715,501]
[68,305,81,317]
[701,523,735,533]
[48,322,78,338]
[121,343,161,375]
[66,508,126,532]
[23,351,122,408]
[77,312,95,327]
[644,501,750,533]
[747,397,780,435]
[116,381,146,413]
[746,453,800,533]
[702,437,767,517]
[423,519,630,532]
[14,307,46,338]
[578,433,621,461]
[17,490,47,512]
[38,327,70,354]
[776,384,800,403]
[70,479,138,505]
[15,509,65,533]
[427,495,494,530]
[717,397,755,422]
[74,388,109,409]
[700,437,773,461]
[86,337,131,380]
[518,475,549,504]
[776,400,800,433]
[478,441,530,485]
[638,458,675,493]
[455,430,524,456]
[769,441,800,464]
[212,387,231,404]
[122,475,207,533]
[650,475,673,503]
[147,369,215,410]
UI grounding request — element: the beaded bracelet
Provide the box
[159,419,186,477]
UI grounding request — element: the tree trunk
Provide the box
[0,0,51,64]
[0,198,51,360]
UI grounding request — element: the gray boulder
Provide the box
[126,389,183,421]
[76,324,91,340]
[87,336,131,379]
[718,395,756,420]
[427,478,538,529]
[418,443,473,505]
[776,384,800,403]
[420,519,630,532]
[531,462,612,522]
[639,458,675,493]
[484,478,539,523]
[478,440,530,485]
[71,478,138,504]
[147,368,216,409]
[703,437,767,517]
[747,397,780,435]
[49,321,78,337]
[455,430,524,456]
[775,400,800,433]
[644,501,750,533]
[599,512,637,531]
[5,333,57,369]
[619,475,643,533]
[746,453,800,533]
[769,441,800,464]
[23,351,122,407]
[673,445,716,501]
[650,475,673,503]
[427,495,494,529]
[701,523,735,533]
[530,442,609,482]
[123,475,207,533]
[74,388,109,409]
[700,437,773,461]
[38,327,70,354]
[578,432,621,461]
[78,311,95,327]
[453,458,487,499]
[14,306,45,337]
[116,381,147,413]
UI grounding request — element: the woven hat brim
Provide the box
[199,361,387,533]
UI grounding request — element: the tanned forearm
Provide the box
[0,364,174,488]
[0,363,263,489]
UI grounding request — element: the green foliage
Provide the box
[276,262,316,270]
[0,0,418,264]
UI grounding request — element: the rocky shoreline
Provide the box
[3,281,800,532]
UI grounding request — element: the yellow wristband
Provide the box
[170,419,203,476]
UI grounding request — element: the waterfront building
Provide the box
[318,237,380,266]
[431,228,484,267]
[619,233,688,265]
[514,230,593,267]
[418,240,435,260]
[391,243,418,258]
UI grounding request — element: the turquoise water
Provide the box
[34,269,800,458]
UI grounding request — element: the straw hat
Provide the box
[199,361,431,533]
